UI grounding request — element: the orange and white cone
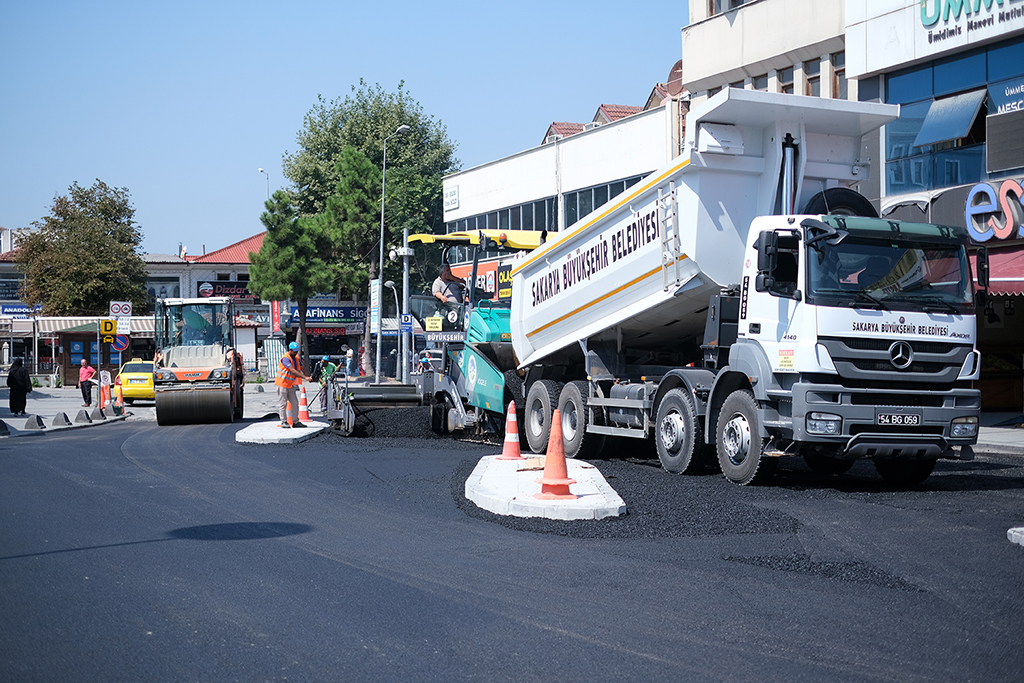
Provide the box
[534,408,577,499]
[298,386,311,422]
[496,401,524,460]
[286,401,293,426]
[116,384,124,408]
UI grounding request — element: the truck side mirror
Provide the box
[754,231,778,293]
[976,246,989,289]
[756,231,778,272]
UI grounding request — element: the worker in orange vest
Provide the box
[276,341,311,428]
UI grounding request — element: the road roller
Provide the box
[153,297,245,426]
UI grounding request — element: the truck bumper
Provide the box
[788,381,981,459]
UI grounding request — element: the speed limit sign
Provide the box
[109,301,132,316]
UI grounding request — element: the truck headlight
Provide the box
[950,416,978,438]
[807,412,842,435]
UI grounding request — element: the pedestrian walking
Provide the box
[343,344,355,377]
[317,355,337,414]
[6,358,31,416]
[79,358,97,407]
[276,342,311,428]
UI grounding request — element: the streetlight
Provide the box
[384,279,408,382]
[375,124,411,382]
[258,168,269,199]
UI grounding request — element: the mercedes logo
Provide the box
[889,341,914,369]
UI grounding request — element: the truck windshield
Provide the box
[807,237,973,313]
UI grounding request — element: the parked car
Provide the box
[115,359,155,404]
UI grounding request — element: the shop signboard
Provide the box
[196,280,258,302]
[0,304,40,318]
[290,306,366,324]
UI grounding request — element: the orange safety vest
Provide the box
[276,354,303,388]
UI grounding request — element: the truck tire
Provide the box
[804,454,855,475]
[233,384,244,420]
[558,381,606,459]
[802,188,878,218]
[873,458,936,485]
[655,388,709,474]
[716,389,772,485]
[525,379,561,454]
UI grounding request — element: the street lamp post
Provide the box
[258,168,269,199]
[384,280,408,382]
[375,124,411,383]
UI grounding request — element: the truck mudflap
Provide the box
[787,380,980,459]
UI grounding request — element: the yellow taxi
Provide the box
[115,358,155,404]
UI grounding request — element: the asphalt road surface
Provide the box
[2,410,1022,682]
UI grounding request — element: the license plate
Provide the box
[129,378,147,385]
[877,413,920,426]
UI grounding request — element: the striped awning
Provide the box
[29,317,157,337]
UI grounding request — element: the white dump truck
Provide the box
[510,89,987,485]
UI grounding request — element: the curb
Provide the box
[0,413,130,438]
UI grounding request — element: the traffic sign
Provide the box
[400,313,413,334]
[109,301,132,316]
[112,335,129,352]
[116,317,131,335]
[100,318,117,336]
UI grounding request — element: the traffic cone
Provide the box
[534,408,577,500]
[286,401,293,426]
[99,384,109,416]
[298,386,311,422]
[496,401,524,460]
[113,384,124,416]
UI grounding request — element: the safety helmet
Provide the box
[288,342,298,351]
[322,355,329,361]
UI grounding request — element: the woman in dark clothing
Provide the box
[6,358,31,416]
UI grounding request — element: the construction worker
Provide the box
[317,355,337,414]
[276,341,311,428]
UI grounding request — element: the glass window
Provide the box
[832,52,847,99]
[609,181,625,199]
[564,192,578,227]
[594,185,608,209]
[521,203,533,230]
[912,89,987,148]
[578,188,594,218]
[217,273,230,281]
[752,74,768,91]
[486,212,497,229]
[625,175,642,189]
[886,100,933,160]
[934,48,986,98]
[804,60,821,97]
[535,200,548,230]
[708,86,721,97]
[548,198,558,232]
[510,205,521,230]
[887,63,933,104]
[498,208,510,230]
[730,80,745,90]
[988,36,1024,83]
[778,67,794,95]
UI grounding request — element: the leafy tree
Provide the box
[282,80,460,296]
[16,180,148,315]
[248,190,333,369]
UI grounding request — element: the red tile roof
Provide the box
[595,104,641,123]
[543,122,586,143]
[186,232,265,264]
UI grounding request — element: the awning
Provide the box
[409,229,544,250]
[971,243,1024,296]
[913,89,987,148]
[33,316,156,337]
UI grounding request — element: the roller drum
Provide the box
[156,388,233,426]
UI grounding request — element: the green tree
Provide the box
[247,190,333,369]
[16,180,148,315]
[282,80,460,295]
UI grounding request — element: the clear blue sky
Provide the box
[1,1,686,256]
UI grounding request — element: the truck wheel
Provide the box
[804,454,855,475]
[802,188,878,217]
[233,386,244,420]
[558,381,605,459]
[873,458,936,485]
[655,388,708,474]
[716,390,771,485]
[525,379,561,454]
